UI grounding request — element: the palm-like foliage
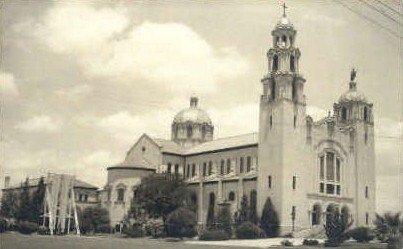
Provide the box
[374,212,402,243]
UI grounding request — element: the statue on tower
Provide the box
[350,68,357,81]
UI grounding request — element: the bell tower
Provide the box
[257,6,308,234]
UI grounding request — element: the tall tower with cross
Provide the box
[257,4,308,233]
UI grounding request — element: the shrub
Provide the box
[324,206,352,247]
[166,207,197,238]
[260,197,279,237]
[303,239,319,246]
[199,229,230,241]
[387,235,403,249]
[216,203,232,236]
[281,239,293,246]
[235,221,265,239]
[144,219,164,238]
[80,206,110,234]
[347,227,375,243]
[17,221,38,234]
[37,226,49,235]
[97,224,112,234]
[122,225,143,238]
[0,218,7,233]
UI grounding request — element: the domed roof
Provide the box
[338,81,368,103]
[276,16,293,28]
[173,97,212,125]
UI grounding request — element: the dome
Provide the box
[173,97,212,125]
[338,82,368,103]
[276,15,293,29]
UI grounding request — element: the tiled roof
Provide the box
[153,138,185,155]
[4,176,98,190]
[184,133,259,155]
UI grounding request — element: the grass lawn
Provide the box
[0,232,387,249]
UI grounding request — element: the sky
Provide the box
[0,0,401,214]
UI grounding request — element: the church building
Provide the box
[100,10,376,235]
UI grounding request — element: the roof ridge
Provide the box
[211,132,258,142]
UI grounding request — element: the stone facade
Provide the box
[101,12,376,235]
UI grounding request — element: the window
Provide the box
[290,55,295,72]
[320,156,325,180]
[142,146,146,152]
[79,194,83,202]
[117,188,125,202]
[341,107,347,121]
[292,175,296,190]
[202,125,206,139]
[203,162,207,176]
[187,125,193,138]
[268,175,272,189]
[365,131,368,144]
[270,115,273,128]
[226,159,231,174]
[187,164,190,178]
[319,152,341,195]
[191,164,196,177]
[271,81,276,101]
[246,156,252,172]
[220,160,225,175]
[240,157,244,173]
[174,164,179,174]
[312,204,321,226]
[366,213,369,225]
[282,35,287,44]
[326,152,334,181]
[272,55,279,71]
[167,163,172,174]
[364,106,368,121]
[228,191,235,201]
[293,115,297,128]
[107,188,111,201]
[208,161,212,176]
[84,194,88,202]
[291,206,296,221]
[365,186,369,198]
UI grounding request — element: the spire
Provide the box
[282,2,288,17]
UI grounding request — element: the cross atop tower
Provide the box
[282,2,288,17]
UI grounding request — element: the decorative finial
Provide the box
[350,67,357,81]
[282,2,288,17]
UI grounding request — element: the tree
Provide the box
[260,197,279,237]
[80,206,110,234]
[0,191,17,218]
[374,212,402,243]
[217,202,232,236]
[131,174,191,228]
[17,178,33,222]
[166,207,197,238]
[249,191,258,224]
[236,195,248,225]
[206,201,215,229]
[324,207,353,247]
[31,177,46,223]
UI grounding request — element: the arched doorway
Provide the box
[312,204,321,226]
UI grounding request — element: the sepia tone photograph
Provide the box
[0,0,402,248]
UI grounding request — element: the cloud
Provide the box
[55,84,92,100]
[27,2,248,95]
[15,115,60,133]
[0,71,19,96]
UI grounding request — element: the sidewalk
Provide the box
[186,238,325,248]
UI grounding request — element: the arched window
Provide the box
[191,164,196,177]
[209,193,215,206]
[292,82,297,101]
[174,164,179,174]
[226,159,231,174]
[167,163,172,174]
[190,192,197,206]
[365,186,369,198]
[208,161,212,176]
[312,204,321,225]
[246,156,252,172]
[117,188,125,202]
[203,162,207,177]
[326,204,337,225]
[186,164,190,178]
[220,160,225,175]
[187,125,193,138]
[270,115,273,128]
[271,81,276,100]
[202,125,206,139]
[272,55,279,71]
[363,106,368,121]
[341,107,347,121]
[319,152,342,195]
[228,191,235,201]
[282,35,287,45]
[290,55,295,72]
[239,157,244,173]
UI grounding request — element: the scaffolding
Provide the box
[42,173,80,235]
